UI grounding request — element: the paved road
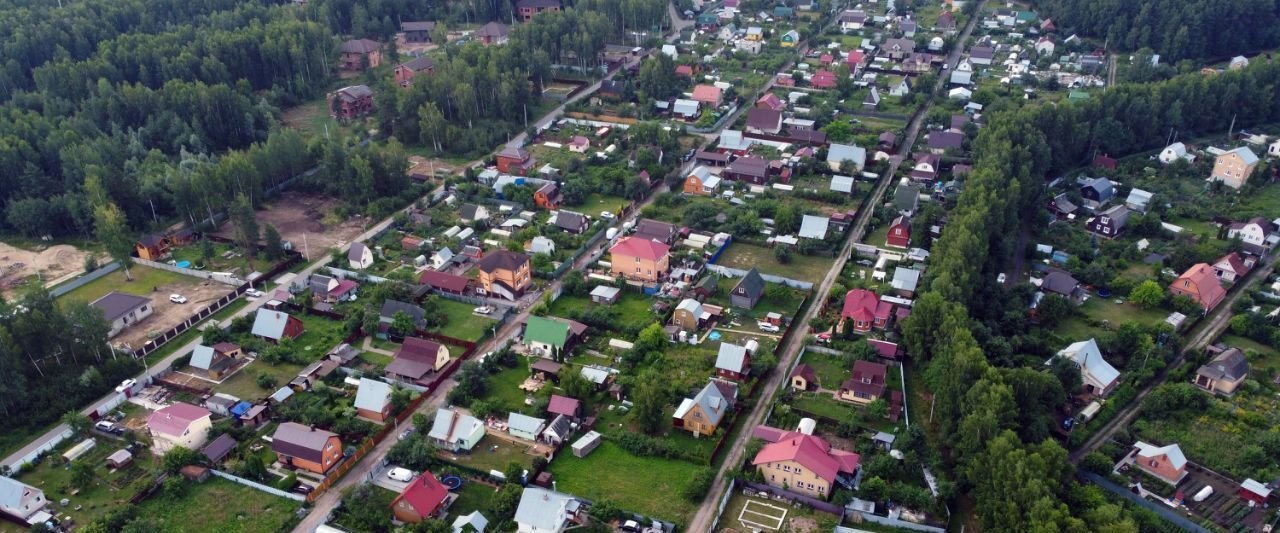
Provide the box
[684,6,985,532]
[1067,250,1280,463]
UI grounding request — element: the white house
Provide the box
[827,143,867,171]
[661,44,678,59]
[507,413,546,442]
[948,87,973,100]
[453,511,489,533]
[515,487,582,533]
[0,477,48,526]
[428,408,485,452]
[1158,142,1195,165]
[889,78,910,96]
[89,292,154,338]
[1034,36,1055,55]
[1227,217,1274,249]
[1047,339,1120,397]
[529,236,556,255]
[1125,188,1154,213]
[146,402,212,455]
[348,242,374,269]
[430,247,455,270]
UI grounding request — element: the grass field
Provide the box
[705,283,809,321]
[577,193,629,217]
[438,435,534,473]
[548,441,699,524]
[487,362,536,414]
[1055,297,1169,340]
[548,292,657,337]
[799,351,851,389]
[15,442,158,527]
[447,481,498,522]
[135,477,301,532]
[718,491,832,532]
[715,242,836,283]
[430,298,496,342]
[216,360,306,400]
[57,265,191,304]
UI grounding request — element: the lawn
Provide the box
[135,477,301,532]
[487,362,536,415]
[294,313,351,353]
[437,435,534,473]
[57,265,192,304]
[1073,297,1170,331]
[429,297,497,342]
[15,441,157,527]
[717,490,835,532]
[863,223,893,249]
[215,360,306,400]
[446,481,498,520]
[799,351,851,390]
[715,242,835,284]
[705,283,809,321]
[547,292,658,337]
[548,441,700,524]
[168,241,273,275]
[577,193,629,217]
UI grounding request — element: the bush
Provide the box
[683,467,715,501]
[256,372,278,390]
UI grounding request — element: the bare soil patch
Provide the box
[0,242,96,298]
[112,278,235,351]
[215,191,367,260]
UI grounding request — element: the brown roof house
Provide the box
[476,250,531,300]
[790,364,818,391]
[328,85,374,121]
[395,56,435,87]
[386,337,452,385]
[401,21,436,43]
[272,423,342,474]
[516,0,562,21]
[745,108,783,134]
[1169,263,1227,312]
[473,22,510,46]
[1194,347,1249,396]
[837,360,887,404]
[340,39,382,70]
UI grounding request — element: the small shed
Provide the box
[107,449,133,469]
[571,431,602,458]
[180,465,210,483]
[590,285,621,305]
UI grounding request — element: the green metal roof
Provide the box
[525,316,570,348]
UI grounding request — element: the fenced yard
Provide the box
[715,242,834,283]
[547,441,700,524]
[135,477,301,532]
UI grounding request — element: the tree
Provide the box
[262,224,284,261]
[1129,280,1164,309]
[161,446,199,474]
[62,411,91,437]
[490,483,524,520]
[389,311,417,338]
[558,367,593,400]
[69,460,96,489]
[864,398,889,420]
[231,194,259,259]
[199,238,215,266]
[774,245,792,264]
[1035,293,1073,327]
[631,371,667,434]
[94,203,134,281]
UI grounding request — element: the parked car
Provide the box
[757,321,781,333]
[599,211,616,220]
[474,306,493,315]
[398,428,416,441]
[169,294,187,304]
[387,467,414,482]
[245,288,264,299]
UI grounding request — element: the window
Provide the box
[783,465,791,472]
[818,486,825,493]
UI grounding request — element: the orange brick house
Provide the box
[476,250,531,300]
[516,0,562,21]
[394,57,435,87]
[340,39,382,70]
[496,146,536,175]
[1169,263,1226,312]
[1130,441,1188,484]
[609,236,671,283]
[271,422,342,474]
[684,166,722,195]
[391,471,454,523]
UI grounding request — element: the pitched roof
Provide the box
[1041,270,1080,296]
[399,56,436,72]
[477,250,528,273]
[674,380,732,426]
[715,343,750,373]
[746,107,783,131]
[420,271,470,292]
[827,143,866,166]
[547,395,581,418]
[0,477,39,510]
[354,378,393,412]
[251,309,297,340]
[147,402,210,438]
[842,360,887,398]
[799,215,830,239]
[514,487,577,531]
[841,289,879,322]
[525,316,573,349]
[792,363,817,383]
[401,21,436,31]
[542,414,571,440]
[1197,348,1249,382]
[553,211,589,232]
[610,236,670,262]
[733,268,765,300]
[867,339,901,359]
[1225,146,1259,165]
[393,471,450,518]
[635,219,677,243]
[1177,263,1226,309]
[271,422,337,463]
[387,337,445,379]
[1134,441,1187,470]
[474,21,509,39]
[381,299,424,323]
[90,292,151,322]
[428,408,483,444]
[830,175,855,193]
[1055,338,1120,390]
[691,84,722,102]
[508,412,546,435]
[1215,252,1249,275]
[752,433,860,483]
[452,511,489,533]
[190,345,218,370]
[341,39,380,54]
[891,267,921,292]
[726,155,770,178]
[928,131,964,150]
[201,433,238,464]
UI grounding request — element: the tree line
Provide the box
[304,0,667,39]
[898,58,1280,531]
[1033,0,1280,61]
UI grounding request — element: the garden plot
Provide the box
[215,192,367,260]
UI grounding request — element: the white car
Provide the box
[245,288,264,299]
[474,306,493,315]
[757,321,781,333]
[169,294,187,304]
[386,467,414,482]
[599,211,616,219]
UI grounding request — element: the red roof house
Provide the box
[846,50,866,68]
[691,84,723,107]
[609,236,672,282]
[811,70,837,89]
[839,360,888,404]
[675,65,694,77]
[756,93,786,111]
[1170,263,1227,312]
[496,146,535,176]
[867,339,902,360]
[839,289,884,333]
[547,395,582,421]
[419,271,470,294]
[752,431,860,499]
[390,471,452,523]
[886,215,911,248]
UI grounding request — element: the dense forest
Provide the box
[900,61,1280,530]
[1034,0,1280,61]
[303,0,668,37]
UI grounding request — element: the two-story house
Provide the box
[1226,217,1274,255]
[1169,263,1227,312]
[394,57,435,87]
[386,337,452,385]
[515,0,562,21]
[1130,441,1188,485]
[673,379,736,436]
[146,403,212,455]
[608,236,671,283]
[714,342,752,381]
[328,85,375,120]
[1086,205,1131,239]
[1047,338,1120,397]
[1194,347,1249,396]
[272,422,343,474]
[476,250,531,300]
[339,39,382,70]
[752,428,860,499]
[837,360,887,404]
[838,289,891,333]
[0,477,48,526]
[1210,146,1260,189]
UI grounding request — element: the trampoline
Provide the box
[708,331,722,341]
[176,260,191,268]
[1096,289,1112,298]
[440,475,463,491]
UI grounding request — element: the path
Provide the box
[1068,251,1279,463]
[360,337,396,357]
[685,5,986,531]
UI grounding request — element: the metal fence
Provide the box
[741,480,845,515]
[705,264,814,290]
[210,469,306,502]
[133,257,243,286]
[707,478,738,532]
[49,262,120,298]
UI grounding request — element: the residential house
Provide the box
[189,343,242,379]
[540,415,572,446]
[392,471,454,523]
[634,219,678,244]
[1086,205,1131,239]
[609,236,671,283]
[683,165,722,195]
[589,285,620,305]
[535,182,562,210]
[134,233,172,261]
[380,299,425,332]
[496,146,536,176]
[1169,263,1227,312]
[567,136,589,153]
[1130,441,1188,485]
[200,433,236,465]
[889,77,911,96]
[551,211,589,234]
[691,84,723,107]
[523,316,586,358]
[1048,193,1078,219]
[348,241,374,269]
[528,236,556,256]
[1210,146,1260,189]
[340,39,382,70]
[730,268,765,309]
[745,108,783,134]
[547,395,581,422]
[672,298,717,332]
[724,156,771,184]
[515,0,561,21]
[715,342,751,381]
[386,337,452,384]
[810,69,837,88]
[1159,142,1195,165]
[401,21,436,43]
[894,179,920,215]
[838,360,887,404]
[672,98,701,120]
[394,57,435,87]
[927,131,963,154]
[272,422,342,474]
[1212,252,1255,282]
[1040,270,1084,301]
[473,22,510,46]
[1080,177,1115,209]
[745,26,765,41]
[1035,36,1055,55]
[798,215,829,240]
[673,379,736,436]
[477,251,531,300]
[840,10,867,31]
[508,413,546,441]
[328,84,376,121]
[514,487,584,533]
[827,143,867,171]
[354,378,394,422]
[146,403,212,454]
[756,93,786,111]
[428,408,484,452]
[1195,348,1249,395]
[752,430,860,499]
[878,132,898,152]
[1093,153,1117,169]
[1125,188,1154,213]
[935,11,957,32]
[900,19,917,37]
[420,270,470,294]
[839,289,891,333]
[868,339,903,360]
[1226,217,1274,254]
[911,152,941,183]
[902,53,932,74]
[886,215,910,248]
[890,267,921,297]
[949,61,973,85]
[0,477,47,526]
[91,292,153,338]
[459,204,490,223]
[250,309,305,343]
[862,86,881,108]
[790,364,818,391]
[969,45,994,65]
[1049,338,1120,397]
[882,38,914,60]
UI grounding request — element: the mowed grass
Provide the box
[1055,297,1170,341]
[135,477,301,532]
[798,351,850,389]
[215,360,306,400]
[715,242,835,283]
[577,193,629,217]
[548,441,699,524]
[57,265,192,304]
[447,481,498,521]
[429,298,496,342]
[547,292,658,336]
[437,435,534,473]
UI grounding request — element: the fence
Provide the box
[1080,472,1212,533]
[549,222,614,279]
[325,266,392,284]
[705,235,733,265]
[844,511,946,533]
[707,478,739,532]
[564,112,639,126]
[133,257,243,286]
[688,104,741,133]
[741,480,844,515]
[49,262,120,298]
[705,264,814,290]
[7,426,73,472]
[210,469,306,501]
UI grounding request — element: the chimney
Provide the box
[552,481,557,492]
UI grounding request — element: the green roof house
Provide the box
[523,316,587,358]
[773,5,794,18]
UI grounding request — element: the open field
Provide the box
[59,265,238,349]
[135,477,301,532]
[548,292,658,337]
[547,441,699,524]
[446,481,497,521]
[210,360,306,401]
[215,192,367,260]
[577,193,629,217]
[715,242,834,283]
[1055,297,1170,341]
[0,242,98,299]
[430,297,497,342]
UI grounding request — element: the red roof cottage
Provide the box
[391,471,454,523]
[1169,263,1226,312]
[839,289,891,333]
[810,69,837,89]
[496,146,536,175]
[328,85,374,121]
[885,215,911,248]
[691,84,723,107]
[752,429,860,499]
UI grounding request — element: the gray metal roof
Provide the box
[514,487,576,531]
[90,292,150,322]
[353,378,393,412]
